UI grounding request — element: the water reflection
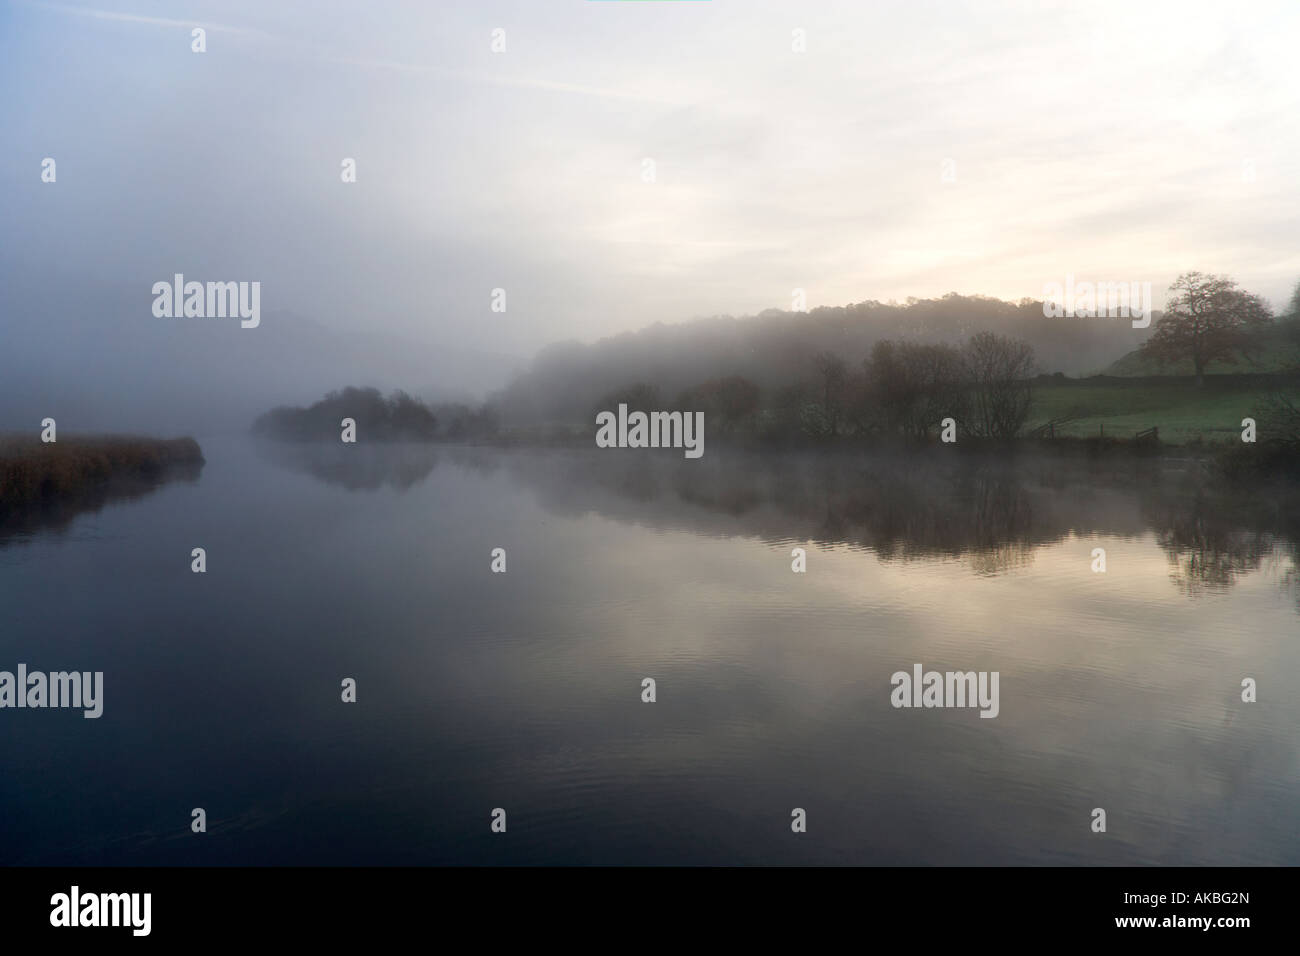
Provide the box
[254,440,440,491]
[0,459,202,545]
[267,444,1298,604]
[5,438,1298,866]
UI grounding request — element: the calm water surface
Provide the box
[2,438,1297,865]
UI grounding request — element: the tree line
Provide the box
[594,331,1037,443]
[252,387,498,442]
[251,273,1300,449]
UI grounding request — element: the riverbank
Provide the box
[0,435,204,531]
[1027,374,1296,444]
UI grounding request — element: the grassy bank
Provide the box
[487,375,1296,450]
[1104,320,1300,376]
[0,435,204,516]
[1027,375,1295,445]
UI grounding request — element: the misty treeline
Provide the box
[491,278,1300,439]
[589,331,1036,443]
[254,279,1300,450]
[490,293,1148,427]
[252,387,498,442]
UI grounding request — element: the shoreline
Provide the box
[0,435,205,531]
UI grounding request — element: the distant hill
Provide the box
[494,293,1158,425]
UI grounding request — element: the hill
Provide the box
[493,293,1158,425]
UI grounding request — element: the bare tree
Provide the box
[676,376,761,434]
[863,340,967,439]
[1141,272,1273,386]
[1257,389,1300,449]
[963,332,1035,439]
[812,351,850,437]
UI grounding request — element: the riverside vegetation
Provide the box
[0,435,204,537]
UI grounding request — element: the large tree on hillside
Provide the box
[1141,272,1272,385]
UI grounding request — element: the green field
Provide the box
[1026,376,1294,445]
[1103,321,1300,377]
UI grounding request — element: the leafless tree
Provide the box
[1141,271,1273,386]
[963,331,1036,439]
[812,351,850,437]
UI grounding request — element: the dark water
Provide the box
[1,438,1297,865]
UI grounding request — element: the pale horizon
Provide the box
[5,0,1298,368]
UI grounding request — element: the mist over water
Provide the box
[2,439,1295,865]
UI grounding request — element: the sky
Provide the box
[2,0,1299,424]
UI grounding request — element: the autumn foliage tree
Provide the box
[1141,272,1273,385]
